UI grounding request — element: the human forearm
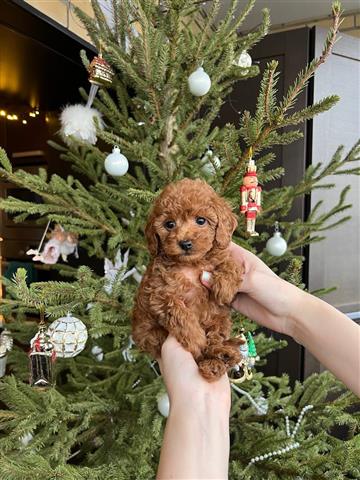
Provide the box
[157,394,230,480]
[288,288,360,397]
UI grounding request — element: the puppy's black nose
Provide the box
[179,240,192,251]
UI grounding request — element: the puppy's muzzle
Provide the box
[179,240,193,251]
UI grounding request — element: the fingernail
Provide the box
[202,271,212,283]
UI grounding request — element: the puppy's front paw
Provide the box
[211,264,243,306]
[198,358,227,381]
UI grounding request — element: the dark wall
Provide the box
[0,0,94,267]
[217,28,312,382]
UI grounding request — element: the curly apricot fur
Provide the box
[132,178,244,381]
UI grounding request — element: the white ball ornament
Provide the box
[236,50,252,67]
[104,146,129,177]
[157,392,170,418]
[188,67,211,96]
[201,149,221,175]
[20,433,33,447]
[266,222,287,257]
[91,345,104,362]
[47,313,88,358]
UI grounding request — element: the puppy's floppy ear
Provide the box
[213,196,238,249]
[144,211,159,257]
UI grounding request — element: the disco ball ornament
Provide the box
[104,146,129,177]
[188,67,211,96]
[47,313,88,358]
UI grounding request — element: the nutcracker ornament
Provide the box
[240,149,262,236]
[29,312,56,388]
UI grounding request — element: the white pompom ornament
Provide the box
[188,67,211,96]
[266,222,287,257]
[60,104,103,145]
[104,146,129,177]
[47,313,88,358]
[157,392,170,417]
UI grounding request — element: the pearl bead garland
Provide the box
[289,404,314,439]
[249,441,300,465]
[247,404,314,468]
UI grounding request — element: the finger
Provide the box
[231,292,269,325]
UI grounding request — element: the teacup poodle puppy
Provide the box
[132,178,244,381]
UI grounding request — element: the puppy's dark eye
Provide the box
[195,217,207,226]
[164,220,176,230]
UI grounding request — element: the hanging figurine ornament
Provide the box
[188,66,211,96]
[0,322,13,378]
[27,223,79,265]
[234,50,252,74]
[230,329,259,384]
[122,336,136,362]
[240,148,262,236]
[266,221,288,256]
[0,238,12,378]
[47,312,88,358]
[104,146,129,177]
[29,311,56,388]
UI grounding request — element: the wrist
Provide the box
[170,389,230,419]
[286,287,314,343]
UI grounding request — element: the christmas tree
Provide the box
[0,1,359,478]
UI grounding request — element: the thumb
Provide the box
[200,270,212,289]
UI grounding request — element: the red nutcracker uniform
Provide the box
[240,159,261,236]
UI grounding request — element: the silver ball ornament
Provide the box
[188,67,211,96]
[266,231,287,256]
[47,313,88,358]
[157,392,170,417]
[104,146,129,177]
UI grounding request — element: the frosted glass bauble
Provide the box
[235,50,252,69]
[266,232,287,256]
[105,146,129,176]
[157,392,170,417]
[47,313,88,358]
[188,67,211,96]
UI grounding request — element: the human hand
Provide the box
[158,335,231,413]
[201,242,302,337]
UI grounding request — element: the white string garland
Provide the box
[231,383,268,415]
